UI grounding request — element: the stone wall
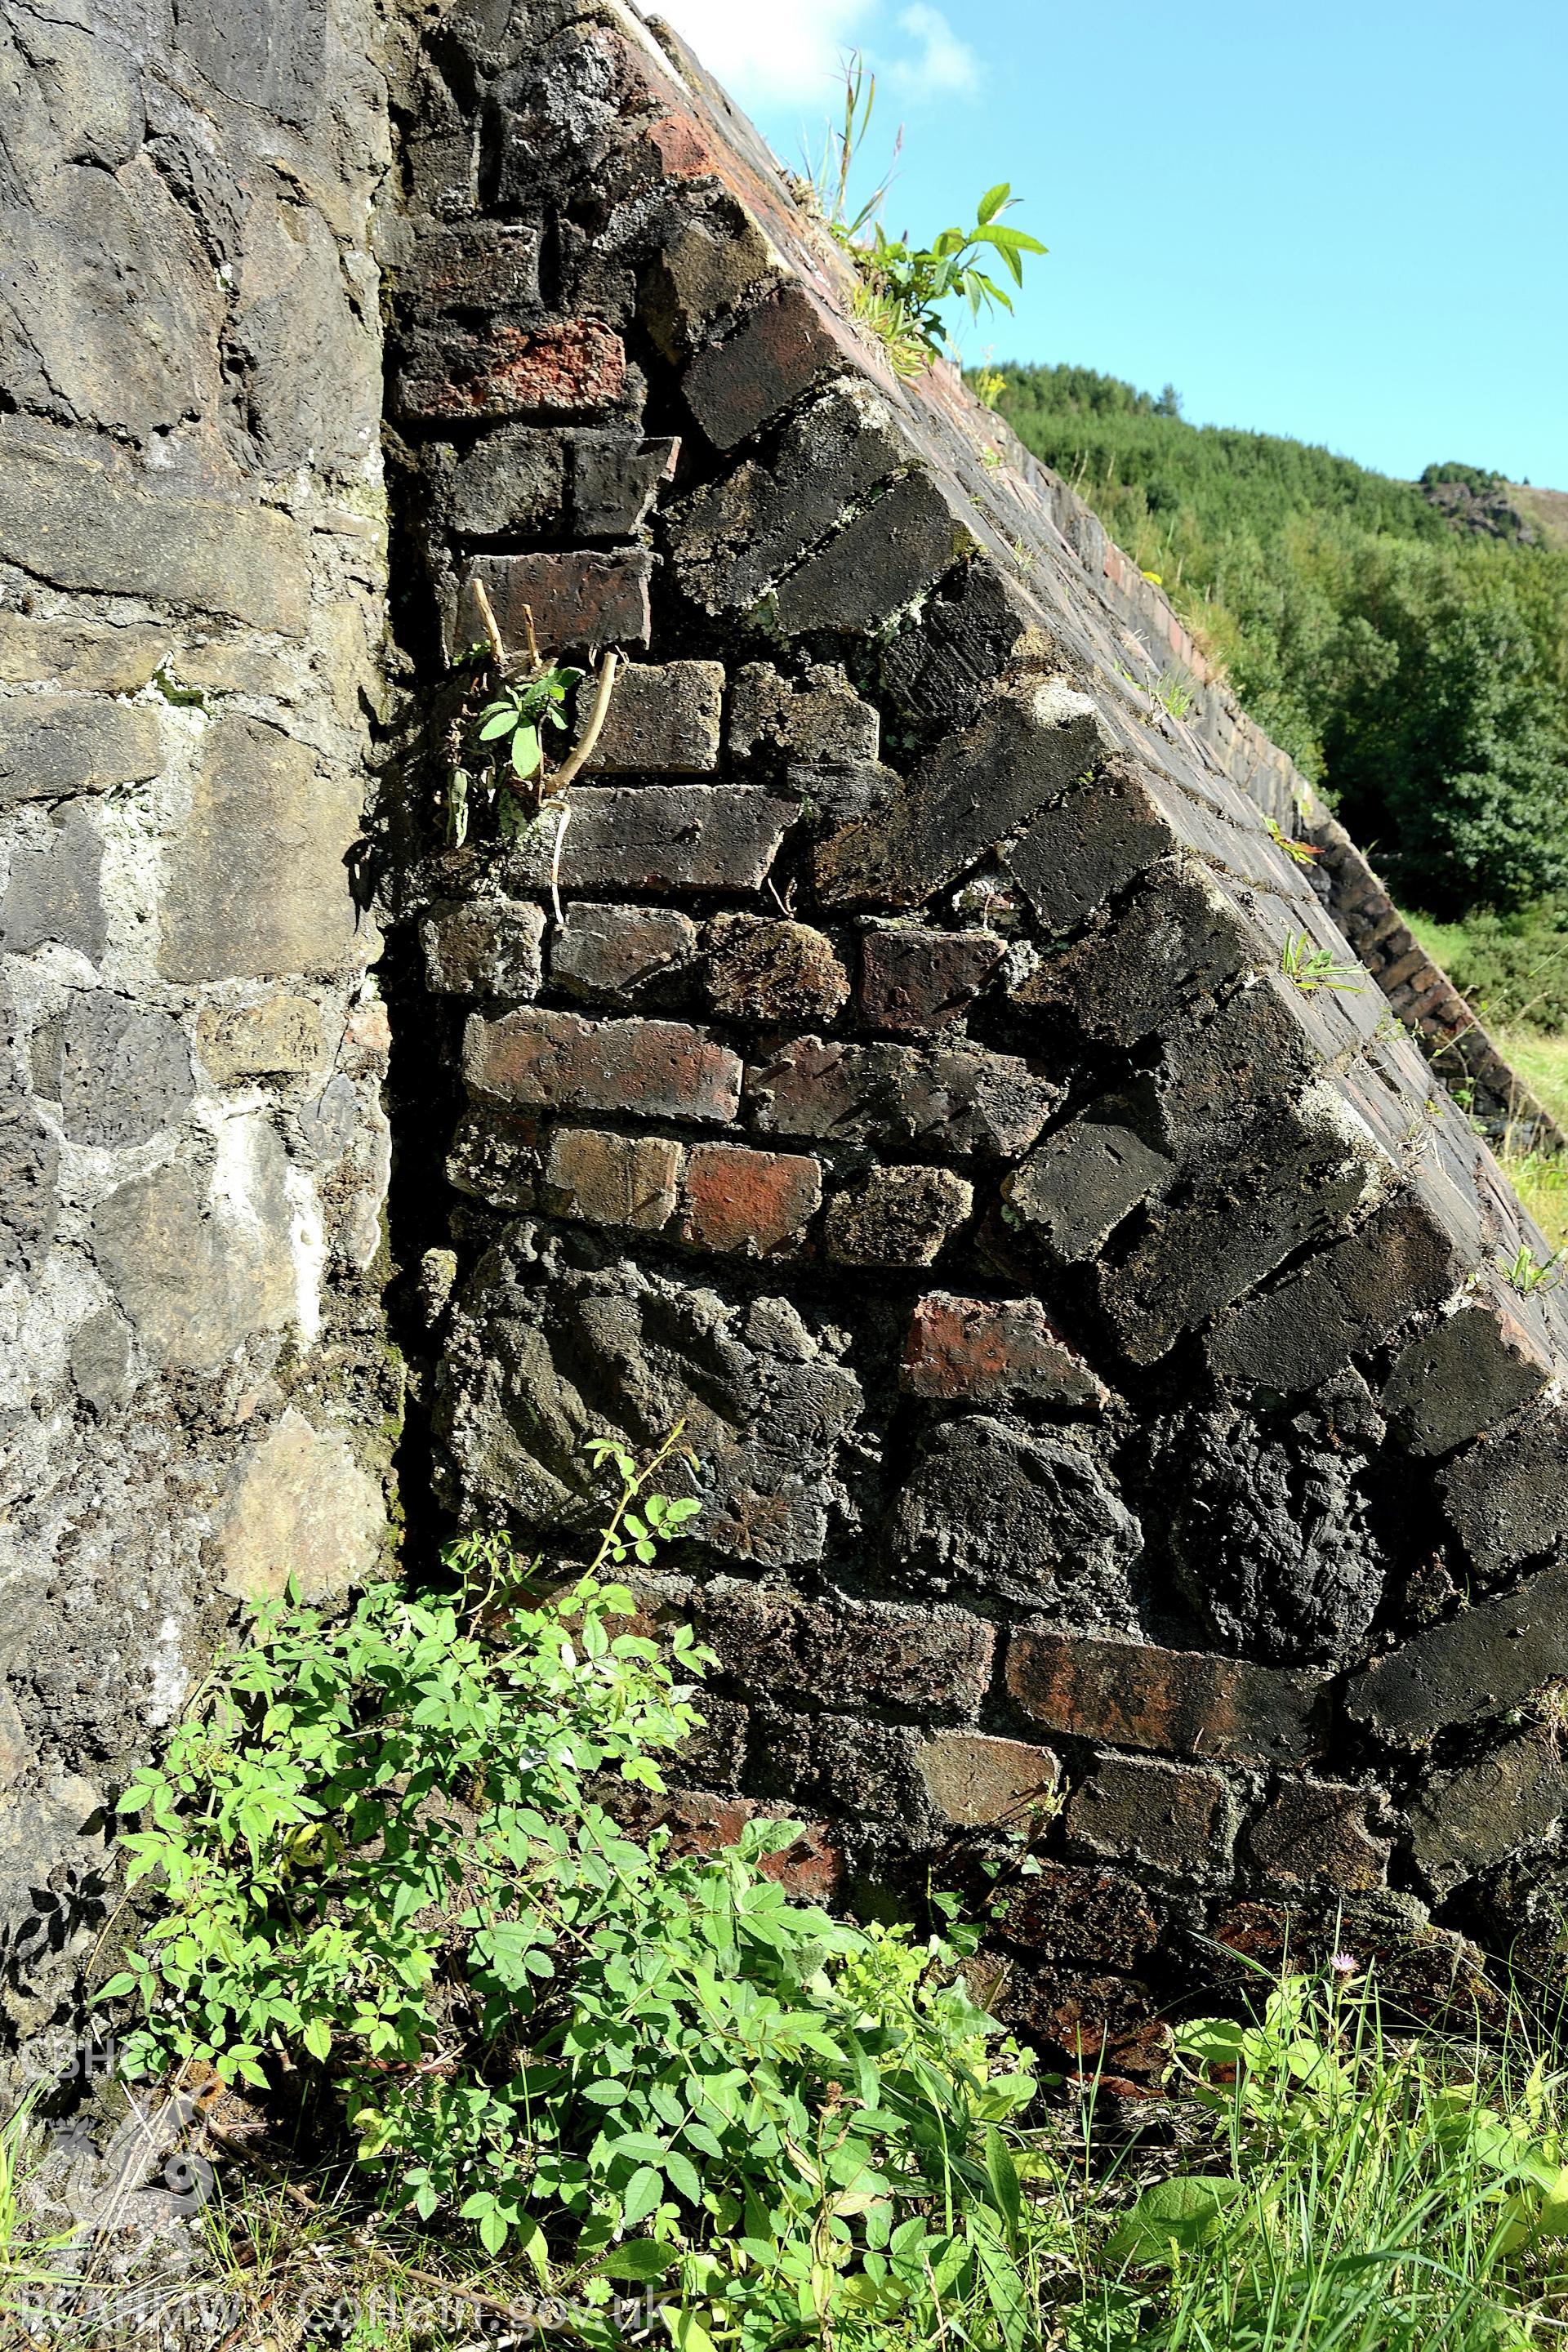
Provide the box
[7,0,1568,2078]
[377,0,1568,2067]
[0,0,397,2041]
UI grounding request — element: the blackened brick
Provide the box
[1207,1195,1459,1392]
[1441,1396,1568,1577]
[684,283,863,449]
[1004,1111,1173,1263]
[1006,763,1172,933]
[1381,1300,1552,1457]
[706,915,849,1023]
[748,1036,1058,1156]
[502,786,794,894]
[771,472,967,635]
[825,1165,972,1267]
[550,903,698,1001]
[1348,1557,1568,1743]
[1246,1780,1389,1891]
[582,660,723,773]
[698,1578,995,1717]
[397,318,626,422]
[570,432,677,536]
[1067,1757,1235,1878]
[859,926,1004,1031]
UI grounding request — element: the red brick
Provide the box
[463,1007,741,1124]
[396,318,626,421]
[542,1127,684,1230]
[698,1577,995,1717]
[858,926,1005,1031]
[900,1292,1107,1409]
[1006,1630,1327,1762]
[684,283,864,450]
[458,550,651,657]
[678,1143,822,1256]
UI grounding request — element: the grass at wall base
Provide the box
[5,1439,1568,2349]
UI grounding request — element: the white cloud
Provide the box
[653,0,876,109]
[887,3,981,98]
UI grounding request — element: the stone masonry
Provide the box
[4,0,1568,2080]
[0,0,397,2044]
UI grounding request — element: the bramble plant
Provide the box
[100,1432,1055,2350]
[806,57,1045,377]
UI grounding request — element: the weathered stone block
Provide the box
[458,550,651,656]
[1348,1558,1568,1744]
[32,994,192,1147]
[68,1308,135,1416]
[0,698,163,803]
[446,1105,539,1210]
[0,435,309,633]
[542,1127,684,1230]
[396,318,626,421]
[464,1007,742,1124]
[815,676,1102,910]
[771,472,966,635]
[1006,763,1172,932]
[1245,1781,1389,1891]
[1007,1630,1327,1762]
[582,660,723,773]
[890,1416,1141,1611]
[728,662,880,765]
[1410,1732,1568,1895]
[858,926,1004,1031]
[501,787,793,893]
[157,716,368,983]
[570,432,678,536]
[670,381,906,611]
[678,1143,822,1255]
[420,898,545,997]
[213,1410,384,1605]
[706,915,849,1024]
[1380,1301,1552,1457]
[899,1292,1107,1409]
[0,615,167,694]
[748,1036,1058,1156]
[1004,1111,1173,1262]
[441,425,566,537]
[916,1732,1058,1828]
[1207,1195,1459,1392]
[550,902,698,1001]
[1067,1757,1234,1878]
[89,1125,301,1372]
[697,1579,995,1717]
[195,998,329,1083]
[0,804,105,958]
[824,1165,972,1267]
[684,283,860,448]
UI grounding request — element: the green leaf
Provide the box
[977,182,1010,224]
[478,708,517,741]
[1107,2175,1245,2265]
[621,2165,664,2226]
[300,2016,332,2061]
[983,2125,1022,2232]
[510,724,542,779]
[662,2314,716,2352]
[599,2237,674,2282]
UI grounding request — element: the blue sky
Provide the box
[657,0,1568,488]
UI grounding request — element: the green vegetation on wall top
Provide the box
[990,363,1568,923]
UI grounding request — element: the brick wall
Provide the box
[379,0,1568,2068]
